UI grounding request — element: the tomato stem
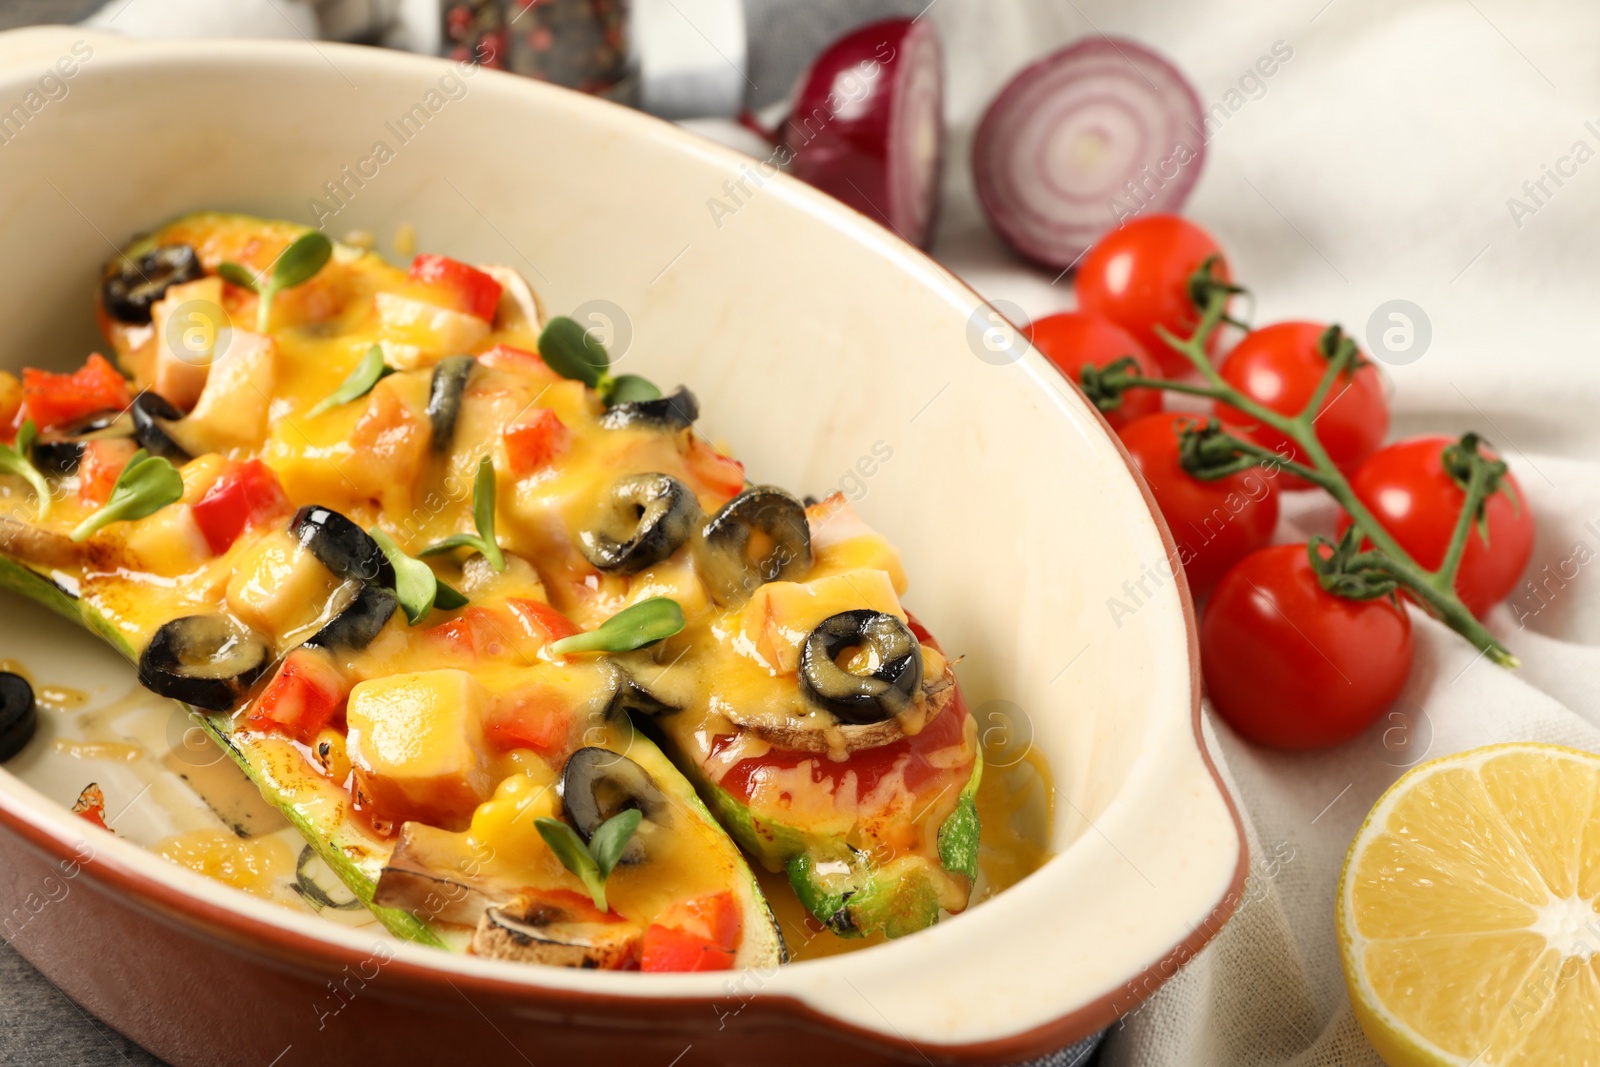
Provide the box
[1131,277,1519,670]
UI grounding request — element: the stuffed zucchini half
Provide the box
[0,212,978,969]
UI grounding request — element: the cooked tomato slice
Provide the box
[21,354,132,432]
[716,614,972,804]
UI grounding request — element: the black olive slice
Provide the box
[33,410,137,476]
[603,665,679,720]
[426,355,475,452]
[799,610,923,725]
[0,672,37,761]
[289,505,396,586]
[599,386,699,432]
[577,473,698,574]
[304,583,398,653]
[102,244,204,325]
[700,485,813,604]
[130,390,192,463]
[137,615,271,712]
[560,747,672,865]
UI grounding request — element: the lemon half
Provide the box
[1339,743,1600,1066]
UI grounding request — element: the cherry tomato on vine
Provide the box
[1075,215,1230,376]
[1120,413,1279,599]
[1341,435,1534,618]
[1215,321,1388,489]
[1202,543,1414,750]
[1023,312,1162,430]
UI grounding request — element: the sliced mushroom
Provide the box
[599,386,699,432]
[130,390,193,463]
[700,485,812,604]
[0,672,37,762]
[0,516,88,570]
[478,264,544,333]
[102,244,204,325]
[372,822,495,926]
[741,667,956,755]
[426,355,475,452]
[577,472,698,574]
[799,610,923,725]
[303,582,397,653]
[560,747,672,865]
[137,614,271,712]
[473,895,641,968]
[289,505,395,586]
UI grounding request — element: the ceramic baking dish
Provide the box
[0,25,1244,1066]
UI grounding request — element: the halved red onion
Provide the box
[972,37,1205,271]
[780,18,945,249]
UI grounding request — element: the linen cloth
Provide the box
[4,0,1598,1064]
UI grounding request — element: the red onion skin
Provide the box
[781,18,943,249]
[972,36,1206,272]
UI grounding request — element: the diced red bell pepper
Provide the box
[684,435,745,501]
[478,344,547,374]
[423,606,515,658]
[502,408,570,476]
[408,254,502,321]
[78,438,139,506]
[506,597,580,646]
[20,354,132,432]
[190,459,291,555]
[640,924,736,973]
[245,647,349,743]
[486,685,571,753]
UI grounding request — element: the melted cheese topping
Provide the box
[4,212,987,943]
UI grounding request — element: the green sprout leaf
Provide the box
[70,449,183,542]
[419,455,505,572]
[605,374,661,404]
[307,345,390,419]
[549,596,685,656]
[536,313,663,406]
[538,316,610,389]
[0,420,53,519]
[535,810,642,912]
[217,261,260,292]
[370,527,467,625]
[434,579,469,610]
[254,230,333,332]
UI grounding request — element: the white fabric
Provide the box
[709,0,1600,1063]
[927,1,1600,1063]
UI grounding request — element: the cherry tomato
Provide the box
[1075,215,1229,376]
[1120,413,1280,600]
[1342,436,1534,617]
[1202,543,1413,750]
[1215,322,1388,489]
[1023,312,1162,430]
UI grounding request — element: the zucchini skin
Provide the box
[0,555,787,963]
[0,554,446,946]
[679,738,983,940]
